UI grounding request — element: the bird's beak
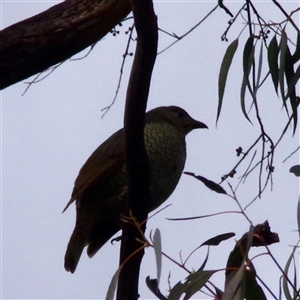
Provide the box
[192,119,208,130]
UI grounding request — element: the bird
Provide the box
[63,106,208,273]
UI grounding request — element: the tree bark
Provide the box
[117,0,158,299]
[0,0,131,90]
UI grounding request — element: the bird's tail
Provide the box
[86,221,120,258]
[64,225,87,273]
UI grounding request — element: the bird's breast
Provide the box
[144,123,187,211]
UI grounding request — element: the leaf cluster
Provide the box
[145,221,281,300]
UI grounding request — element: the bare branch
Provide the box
[0,0,131,89]
[101,24,135,117]
[116,0,158,298]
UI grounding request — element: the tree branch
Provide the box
[0,0,131,90]
[117,0,158,299]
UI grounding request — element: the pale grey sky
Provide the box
[1,1,299,299]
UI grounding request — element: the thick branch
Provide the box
[0,0,131,90]
[117,0,158,299]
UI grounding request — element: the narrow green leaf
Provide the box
[256,39,264,88]
[226,226,254,279]
[167,281,185,300]
[240,35,255,123]
[292,31,300,63]
[243,35,255,79]
[297,196,300,238]
[183,270,215,300]
[153,229,162,286]
[224,263,245,300]
[217,38,239,123]
[168,270,216,300]
[224,226,254,300]
[267,35,279,94]
[292,257,298,299]
[198,247,210,271]
[105,265,122,300]
[201,232,235,247]
[240,76,253,123]
[184,172,227,194]
[279,30,288,107]
[146,277,167,300]
[284,45,298,134]
[285,64,300,103]
[244,261,267,300]
[290,165,300,177]
[282,245,298,300]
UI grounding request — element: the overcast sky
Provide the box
[1,1,300,299]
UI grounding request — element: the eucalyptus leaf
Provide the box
[256,39,264,89]
[105,265,122,300]
[240,76,253,123]
[243,35,255,84]
[145,277,167,300]
[217,38,239,123]
[184,172,227,194]
[282,245,297,300]
[201,232,235,247]
[298,196,300,239]
[168,270,215,300]
[284,64,300,103]
[284,45,298,134]
[289,165,300,177]
[153,229,162,286]
[268,35,279,94]
[279,30,288,108]
[183,270,215,300]
[292,31,300,63]
[244,261,267,300]
[240,35,255,123]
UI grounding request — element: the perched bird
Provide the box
[64,106,207,273]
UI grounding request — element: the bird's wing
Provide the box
[63,129,124,212]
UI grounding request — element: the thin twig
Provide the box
[70,43,96,61]
[101,24,135,117]
[158,4,218,54]
[282,146,300,163]
[272,0,300,33]
[218,0,233,17]
[228,183,253,225]
[238,150,257,187]
[265,243,300,298]
[221,135,262,183]
[22,62,64,95]
[167,210,242,221]
[221,4,246,41]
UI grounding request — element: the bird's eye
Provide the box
[177,111,185,118]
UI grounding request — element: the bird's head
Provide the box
[147,106,208,135]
